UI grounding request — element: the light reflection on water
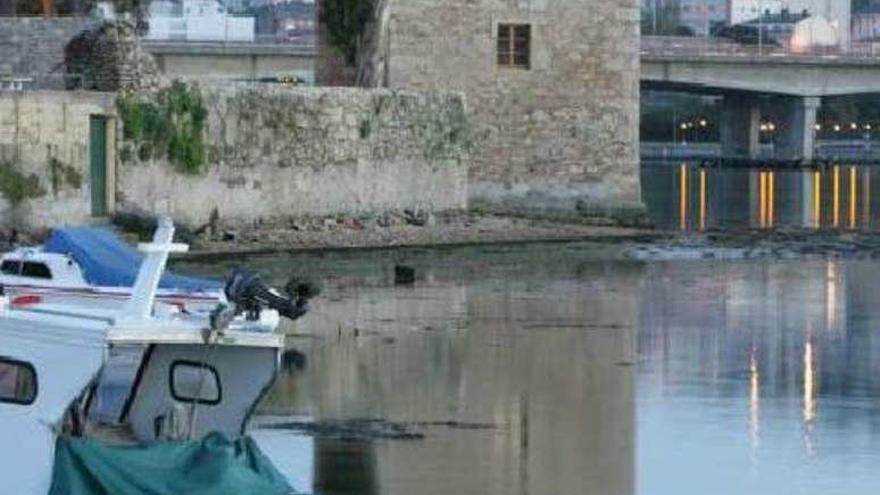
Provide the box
[638,259,880,495]
[643,161,879,231]
[180,244,880,495]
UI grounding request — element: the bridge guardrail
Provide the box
[0,73,86,91]
[642,36,880,60]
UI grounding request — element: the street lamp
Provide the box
[653,0,658,35]
[758,0,763,56]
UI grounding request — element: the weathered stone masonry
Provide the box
[318,0,642,214]
[0,18,96,83]
[0,91,116,228]
[117,84,470,226]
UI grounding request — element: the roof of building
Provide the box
[742,8,811,25]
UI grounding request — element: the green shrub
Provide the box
[0,162,46,205]
[48,157,83,195]
[116,81,209,175]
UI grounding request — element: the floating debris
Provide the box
[258,418,499,441]
[260,419,425,441]
[394,265,416,285]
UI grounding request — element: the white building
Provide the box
[146,0,255,42]
[730,1,850,47]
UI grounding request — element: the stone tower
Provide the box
[318,0,642,217]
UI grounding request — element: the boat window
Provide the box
[20,262,52,280]
[0,260,21,276]
[0,358,37,405]
[170,361,221,405]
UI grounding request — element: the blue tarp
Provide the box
[44,227,222,292]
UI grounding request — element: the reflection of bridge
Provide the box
[642,37,880,163]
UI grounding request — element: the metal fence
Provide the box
[0,72,321,91]
[642,36,880,60]
[0,73,86,91]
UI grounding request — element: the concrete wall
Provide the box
[0,91,116,228]
[0,17,95,81]
[144,42,315,83]
[118,85,469,226]
[318,0,642,215]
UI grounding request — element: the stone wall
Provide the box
[66,20,162,92]
[0,17,95,84]
[317,0,642,217]
[117,84,469,226]
[0,91,116,229]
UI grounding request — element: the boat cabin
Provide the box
[0,247,87,288]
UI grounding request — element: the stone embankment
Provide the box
[178,210,656,258]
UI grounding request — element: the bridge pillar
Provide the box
[720,95,761,160]
[777,96,821,164]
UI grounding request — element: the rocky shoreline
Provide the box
[176,209,880,261]
[9,210,880,262]
[177,210,657,260]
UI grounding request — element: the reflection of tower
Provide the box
[282,262,639,495]
[315,438,378,495]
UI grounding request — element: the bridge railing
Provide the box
[0,73,87,91]
[642,36,880,60]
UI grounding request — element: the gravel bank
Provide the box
[182,211,657,259]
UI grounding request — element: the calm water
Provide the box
[178,242,880,495]
[643,161,880,231]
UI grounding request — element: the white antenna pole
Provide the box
[123,217,189,321]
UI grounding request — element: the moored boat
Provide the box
[0,218,311,494]
[0,224,286,331]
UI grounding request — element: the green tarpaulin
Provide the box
[49,432,294,495]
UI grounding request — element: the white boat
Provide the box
[0,225,286,331]
[0,218,307,494]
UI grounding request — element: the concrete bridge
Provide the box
[142,41,315,83]
[642,53,880,163]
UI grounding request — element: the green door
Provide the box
[89,115,107,216]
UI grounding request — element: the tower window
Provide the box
[497,24,531,69]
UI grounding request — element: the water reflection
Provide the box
[181,244,880,494]
[748,346,760,455]
[639,259,880,494]
[644,162,880,231]
[229,248,641,495]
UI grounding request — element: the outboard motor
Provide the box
[223,269,315,322]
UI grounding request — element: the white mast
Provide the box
[120,217,189,323]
